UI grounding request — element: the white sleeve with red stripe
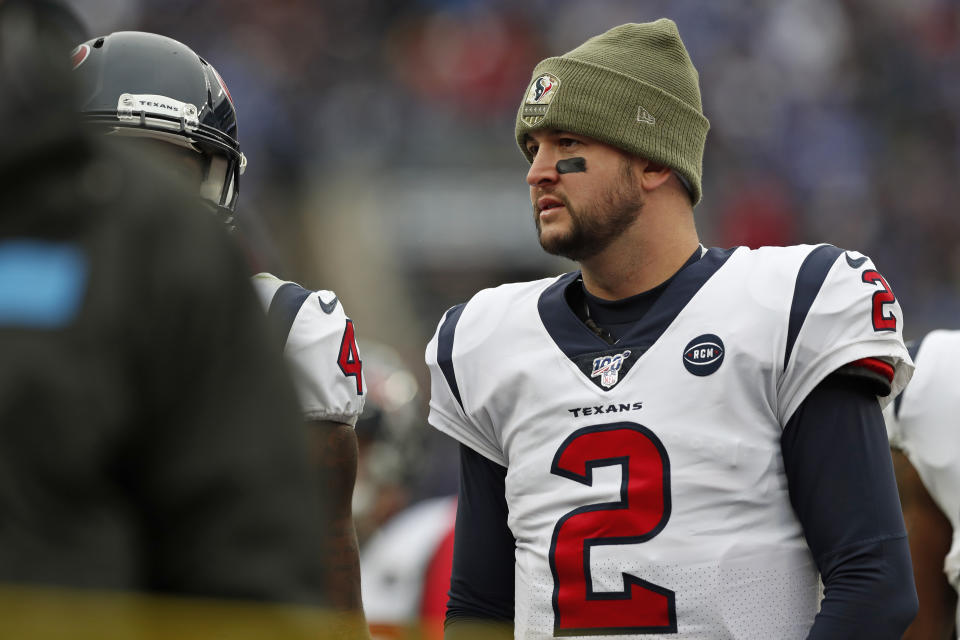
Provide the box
[776,248,914,425]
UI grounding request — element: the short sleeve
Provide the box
[777,247,913,425]
[425,303,506,466]
[251,274,365,425]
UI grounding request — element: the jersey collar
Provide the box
[537,246,736,360]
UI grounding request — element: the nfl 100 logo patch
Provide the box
[591,350,632,389]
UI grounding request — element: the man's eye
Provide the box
[558,138,578,148]
[527,145,539,156]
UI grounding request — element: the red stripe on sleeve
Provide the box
[847,357,895,383]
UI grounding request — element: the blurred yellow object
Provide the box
[367,620,512,640]
[0,584,369,640]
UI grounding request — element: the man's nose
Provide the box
[526,148,559,187]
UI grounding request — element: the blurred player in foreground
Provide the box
[69,29,368,629]
[0,2,339,635]
[426,19,916,639]
[886,330,960,639]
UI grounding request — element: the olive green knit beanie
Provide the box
[515,19,710,204]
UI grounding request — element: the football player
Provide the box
[886,330,960,639]
[70,31,367,621]
[425,20,917,639]
[353,342,455,640]
[0,1,338,627]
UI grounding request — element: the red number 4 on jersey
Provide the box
[338,319,363,395]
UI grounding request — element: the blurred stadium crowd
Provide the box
[66,0,959,548]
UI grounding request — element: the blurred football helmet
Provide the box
[71,31,246,220]
[352,341,428,544]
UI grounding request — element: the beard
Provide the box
[533,159,644,261]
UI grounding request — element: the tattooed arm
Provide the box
[307,420,368,635]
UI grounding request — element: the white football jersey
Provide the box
[251,273,365,425]
[884,330,960,611]
[426,245,912,639]
[360,495,457,628]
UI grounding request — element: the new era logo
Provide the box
[637,106,656,125]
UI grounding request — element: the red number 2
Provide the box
[550,423,676,636]
[337,319,363,395]
[861,270,897,332]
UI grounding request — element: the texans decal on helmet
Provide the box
[210,65,235,109]
[70,44,89,70]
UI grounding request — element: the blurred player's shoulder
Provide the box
[250,272,365,423]
[893,329,960,430]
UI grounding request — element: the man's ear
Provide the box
[636,159,673,191]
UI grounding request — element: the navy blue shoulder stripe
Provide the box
[267,282,312,348]
[438,303,467,411]
[784,245,844,370]
[894,335,926,419]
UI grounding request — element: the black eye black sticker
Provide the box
[556,157,586,174]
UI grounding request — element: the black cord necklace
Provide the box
[576,279,616,345]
